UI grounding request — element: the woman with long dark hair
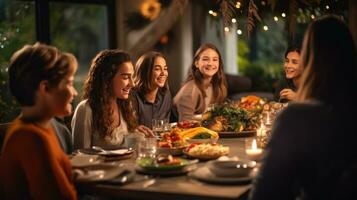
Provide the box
[173,43,227,121]
[132,51,172,128]
[275,46,302,102]
[250,15,357,200]
[72,49,152,150]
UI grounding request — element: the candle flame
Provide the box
[252,139,257,149]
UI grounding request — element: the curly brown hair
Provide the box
[82,49,138,139]
[186,43,227,103]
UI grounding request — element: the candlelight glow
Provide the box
[252,139,258,149]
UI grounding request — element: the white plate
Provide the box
[189,166,257,185]
[74,164,125,183]
[71,154,101,168]
[98,149,133,156]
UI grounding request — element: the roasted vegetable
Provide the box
[179,127,219,139]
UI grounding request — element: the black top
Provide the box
[132,88,172,128]
[274,78,297,103]
[249,100,357,200]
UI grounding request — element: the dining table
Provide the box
[75,137,257,200]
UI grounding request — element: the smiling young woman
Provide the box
[71,50,143,150]
[173,43,227,121]
[132,51,172,128]
[275,46,302,102]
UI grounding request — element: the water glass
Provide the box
[138,137,157,159]
[152,119,169,137]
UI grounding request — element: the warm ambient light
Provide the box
[224,27,230,32]
[236,2,241,9]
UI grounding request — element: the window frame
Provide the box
[33,0,117,48]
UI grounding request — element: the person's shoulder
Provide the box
[279,101,328,122]
[5,120,47,147]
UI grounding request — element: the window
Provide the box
[0,0,36,122]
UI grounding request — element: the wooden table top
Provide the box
[77,138,255,200]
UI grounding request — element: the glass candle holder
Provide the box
[245,138,263,161]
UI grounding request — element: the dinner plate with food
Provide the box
[136,155,197,176]
[183,143,229,160]
[157,128,189,155]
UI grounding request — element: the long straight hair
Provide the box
[186,43,227,103]
[134,51,169,94]
[296,15,357,104]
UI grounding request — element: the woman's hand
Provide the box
[136,125,155,138]
[279,89,296,101]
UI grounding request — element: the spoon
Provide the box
[92,146,109,154]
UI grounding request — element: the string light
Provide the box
[263,25,269,31]
[325,5,330,10]
[274,16,279,21]
[209,10,218,17]
[231,18,237,23]
[236,2,241,9]
[224,27,230,32]
[281,12,286,18]
[311,14,315,19]
[237,29,242,35]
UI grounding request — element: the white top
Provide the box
[71,99,128,150]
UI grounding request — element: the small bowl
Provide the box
[207,160,256,177]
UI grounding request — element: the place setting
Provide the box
[188,157,259,185]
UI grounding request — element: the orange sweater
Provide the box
[0,118,77,200]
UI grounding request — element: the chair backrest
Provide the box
[0,123,10,153]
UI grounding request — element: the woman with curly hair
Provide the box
[132,51,172,128]
[71,49,152,150]
[173,43,227,121]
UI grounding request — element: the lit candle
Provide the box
[265,111,272,125]
[246,139,263,161]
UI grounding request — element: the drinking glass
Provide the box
[138,137,157,159]
[152,119,169,138]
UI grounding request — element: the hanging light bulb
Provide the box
[263,25,269,31]
[281,12,286,18]
[224,27,230,32]
[325,5,330,10]
[311,14,315,19]
[274,16,279,21]
[208,10,213,15]
[212,12,218,17]
[231,18,237,23]
[237,29,242,35]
